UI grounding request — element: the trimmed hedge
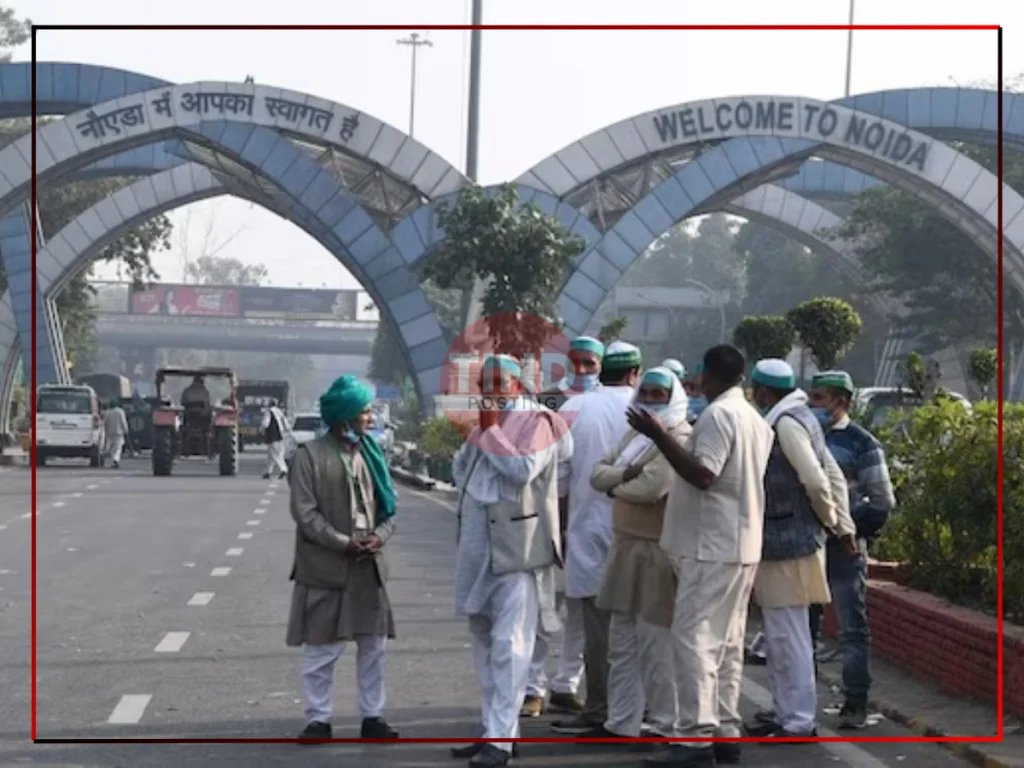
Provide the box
[870,400,1018,621]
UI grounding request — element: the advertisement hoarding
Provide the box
[128,285,241,317]
[239,287,358,321]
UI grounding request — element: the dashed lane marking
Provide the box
[86,484,99,490]
[226,548,244,556]
[0,524,7,530]
[19,513,31,519]
[254,509,265,515]
[183,562,196,568]
[259,499,271,506]
[246,520,261,526]
[211,567,232,576]
[264,491,275,497]
[238,532,253,540]
[70,492,83,498]
[154,631,190,653]
[187,592,215,606]
[107,694,152,724]
[53,501,65,508]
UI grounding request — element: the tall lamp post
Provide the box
[844,0,855,97]
[463,0,488,327]
[396,32,433,138]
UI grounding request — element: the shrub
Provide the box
[786,297,862,369]
[419,416,465,459]
[733,315,795,362]
[870,400,1020,620]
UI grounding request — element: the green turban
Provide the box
[571,336,605,358]
[812,370,855,395]
[320,375,376,426]
[318,375,396,524]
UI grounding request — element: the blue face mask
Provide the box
[341,427,360,444]
[643,403,668,415]
[688,396,708,417]
[810,407,833,428]
[580,373,599,392]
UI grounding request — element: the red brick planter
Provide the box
[821,580,1020,718]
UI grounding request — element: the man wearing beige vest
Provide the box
[451,354,573,767]
[586,367,692,741]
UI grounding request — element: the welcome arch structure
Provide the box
[516,92,1020,382]
[0,75,469,426]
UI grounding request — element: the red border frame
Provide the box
[29,20,999,749]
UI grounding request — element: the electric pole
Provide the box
[844,0,855,97]
[396,32,433,138]
[466,0,483,182]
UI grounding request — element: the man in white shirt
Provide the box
[261,399,293,480]
[523,336,605,718]
[628,345,773,767]
[451,354,572,767]
[102,399,130,468]
[550,341,642,735]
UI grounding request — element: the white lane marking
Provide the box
[741,678,889,768]
[238,532,253,540]
[20,513,31,519]
[254,509,265,515]
[246,520,261,526]
[187,592,214,606]
[154,631,190,653]
[70,492,83,498]
[182,562,196,568]
[269,482,279,489]
[211,567,232,576]
[66,547,77,552]
[53,501,65,508]
[264,491,275,497]
[0,524,7,530]
[107,694,152,724]
[225,548,244,556]
[86,484,99,490]
[0,569,12,575]
[259,499,270,506]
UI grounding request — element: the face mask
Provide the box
[502,397,517,411]
[580,373,599,392]
[341,427,360,444]
[811,406,836,429]
[688,396,708,418]
[643,403,668,415]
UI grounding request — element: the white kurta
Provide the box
[558,386,635,599]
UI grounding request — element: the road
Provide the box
[0,455,971,767]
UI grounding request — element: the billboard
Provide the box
[239,287,358,321]
[128,285,241,317]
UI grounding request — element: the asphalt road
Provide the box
[0,454,972,767]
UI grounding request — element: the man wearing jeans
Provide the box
[808,371,895,729]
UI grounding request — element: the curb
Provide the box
[816,668,1009,768]
[0,454,28,467]
[390,466,437,491]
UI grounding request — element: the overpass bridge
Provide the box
[95,312,379,356]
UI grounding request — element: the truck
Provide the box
[76,373,131,402]
[236,380,290,452]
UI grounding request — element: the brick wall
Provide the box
[821,579,1021,718]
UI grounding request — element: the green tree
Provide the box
[786,297,863,370]
[597,316,628,343]
[185,254,267,286]
[422,184,586,359]
[967,347,998,398]
[0,5,30,62]
[733,315,795,363]
[367,313,411,386]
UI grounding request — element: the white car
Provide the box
[854,386,971,429]
[290,413,325,446]
[35,384,105,467]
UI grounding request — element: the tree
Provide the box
[368,314,411,386]
[597,316,628,343]
[733,315,795,363]
[421,184,586,359]
[786,297,863,370]
[967,347,998,399]
[0,5,30,62]
[185,254,267,286]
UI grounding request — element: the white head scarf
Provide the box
[614,366,689,467]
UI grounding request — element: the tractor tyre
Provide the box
[238,440,245,454]
[153,427,175,476]
[218,427,238,476]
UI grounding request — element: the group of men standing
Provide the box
[447,339,894,766]
[281,339,893,768]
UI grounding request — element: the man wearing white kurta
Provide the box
[452,355,572,768]
[745,359,855,742]
[628,345,773,767]
[102,399,130,468]
[550,341,641,735]
[261,399,292,479]
[523,336,604,717]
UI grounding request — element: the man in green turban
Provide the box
[287,375,399,742]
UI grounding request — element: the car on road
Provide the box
[290,413,325,446]
[854,386,971,429]
[35,384,105,467]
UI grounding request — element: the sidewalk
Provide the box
[0,447,27,466]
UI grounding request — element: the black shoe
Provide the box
[550,716,602,734]
[297,721,331,743]
[261,473,271,480]
[753,708,777,724]
[451,742,519,759]
[714,741,742,763]
[643,745,715,766]
[744,720,778,738]
[279,471,288,479]
[469,743,513,766]
[360,717,398,739]
[576,725,631,740]
[759,726,818,744]
[838,700,868,729]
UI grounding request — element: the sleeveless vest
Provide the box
[762,404,828,562]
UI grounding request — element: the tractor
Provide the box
[151,366,239,477]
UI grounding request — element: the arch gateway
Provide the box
[0,65,1017,431]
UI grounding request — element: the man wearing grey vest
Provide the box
[745,359,854,742]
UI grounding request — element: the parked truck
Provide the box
[236,380,290,452]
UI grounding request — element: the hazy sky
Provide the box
[9,0,1018,291]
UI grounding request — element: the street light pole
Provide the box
[463,0,487,327]
[844,0,855,98]
[681,278,727,344]
[396,32,433,138]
